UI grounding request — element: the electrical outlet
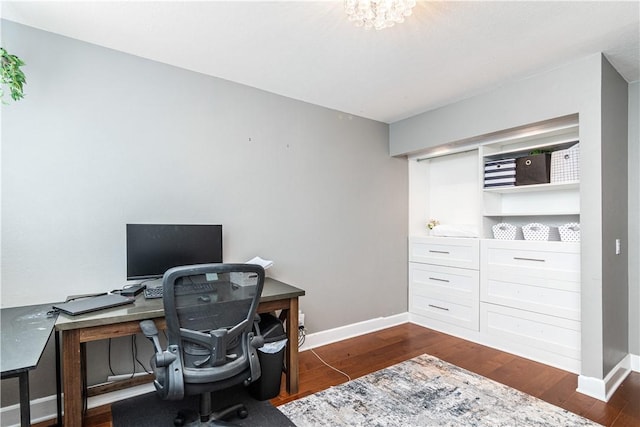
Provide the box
[615,239,621,255]
[299,310,305,328]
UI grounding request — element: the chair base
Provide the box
[174,403,248,427]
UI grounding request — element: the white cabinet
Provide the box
[407,115,583,373]
[409,237,479,331]
[479,240,581,372]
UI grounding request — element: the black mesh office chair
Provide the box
[140,264,265,426]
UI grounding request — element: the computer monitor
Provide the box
[126,224,223,280]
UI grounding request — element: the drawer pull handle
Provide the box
[513,257,546,262]
[429,250,450,254]
[429,277,450,283]
[428,304,450,311]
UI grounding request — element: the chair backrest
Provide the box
[160,263,265,398]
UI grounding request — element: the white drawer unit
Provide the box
[409,236,480,270]
[409,262,479,330]
[480,303,581,372]
[481,239,579,275]
[480,239,581,319]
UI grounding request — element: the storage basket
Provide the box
[492,223,517,240]
[515,153,551,186]
[484,158,516,188]
[550,143,580,183]
[522,223,550,241]
[559,222,580,242]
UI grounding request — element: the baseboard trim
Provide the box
[631,353,640,372]
[0,383,156,427]
[299,312,409,352]
[577,354,632,402]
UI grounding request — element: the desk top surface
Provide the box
[1,303,58,376]
[55,277,304,332]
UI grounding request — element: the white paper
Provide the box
[246,256,273,270]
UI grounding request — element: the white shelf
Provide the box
[484,211,580,217]
[483,181,579,194]
[482,138,579,161]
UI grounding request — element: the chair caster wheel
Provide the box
[174,410,198,426]
[237,407,248,419]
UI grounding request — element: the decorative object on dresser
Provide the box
[279,354,599,427]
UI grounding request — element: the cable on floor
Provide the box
[310,348,352,382]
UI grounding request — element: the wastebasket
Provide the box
[249,313,287,400]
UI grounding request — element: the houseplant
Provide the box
[1,47,26,102]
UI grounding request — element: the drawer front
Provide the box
[409,263,479,330]
[481,272,580,320]
[480,303,581,361]
[410,263,479,296]
[481,240,580,274]
[410,236,479,269]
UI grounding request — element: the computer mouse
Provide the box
[197,295,211,303]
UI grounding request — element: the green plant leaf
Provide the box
[1,47,27,102]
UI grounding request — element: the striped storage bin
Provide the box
[484,158,516,188]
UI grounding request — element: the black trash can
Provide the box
[249,313,287,400]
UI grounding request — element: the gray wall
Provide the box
[0,21,408,405]
[390,53,635,381]
[600,57,629,374]
[629,81,640,358]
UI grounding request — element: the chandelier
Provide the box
[344,0,416,30]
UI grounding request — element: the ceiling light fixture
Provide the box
[344,0,416,30]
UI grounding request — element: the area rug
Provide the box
[278,354,601,427]
[111,383,295,426]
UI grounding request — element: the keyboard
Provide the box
[143,282,218,299]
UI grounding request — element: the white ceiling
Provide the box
[1,1,639,123]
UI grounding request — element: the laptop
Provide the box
[52,294,134,316]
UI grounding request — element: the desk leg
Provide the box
[55,331,62,426]
[284,297,299,394]
[18,372,30,427]
[62,330,83,427]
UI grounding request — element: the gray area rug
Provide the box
[111,384,295,426]
[278,354,601,427]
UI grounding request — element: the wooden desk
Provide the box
[55,278,304,427]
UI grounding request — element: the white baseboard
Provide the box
[577,354,632,402]
[299,312,409,351]
[0,383,156,427]
[631,353,640,372]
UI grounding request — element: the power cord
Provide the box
[298,325,306,347]
[310,348,352,382]
[298,325,351,382]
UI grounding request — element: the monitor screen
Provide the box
[126,224,223,280]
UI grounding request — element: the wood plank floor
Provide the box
[36,323,639,426]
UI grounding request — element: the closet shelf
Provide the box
[483,181,579,194]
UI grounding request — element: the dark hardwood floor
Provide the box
[36,323,639,426]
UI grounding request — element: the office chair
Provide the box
[140,263,265,426]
